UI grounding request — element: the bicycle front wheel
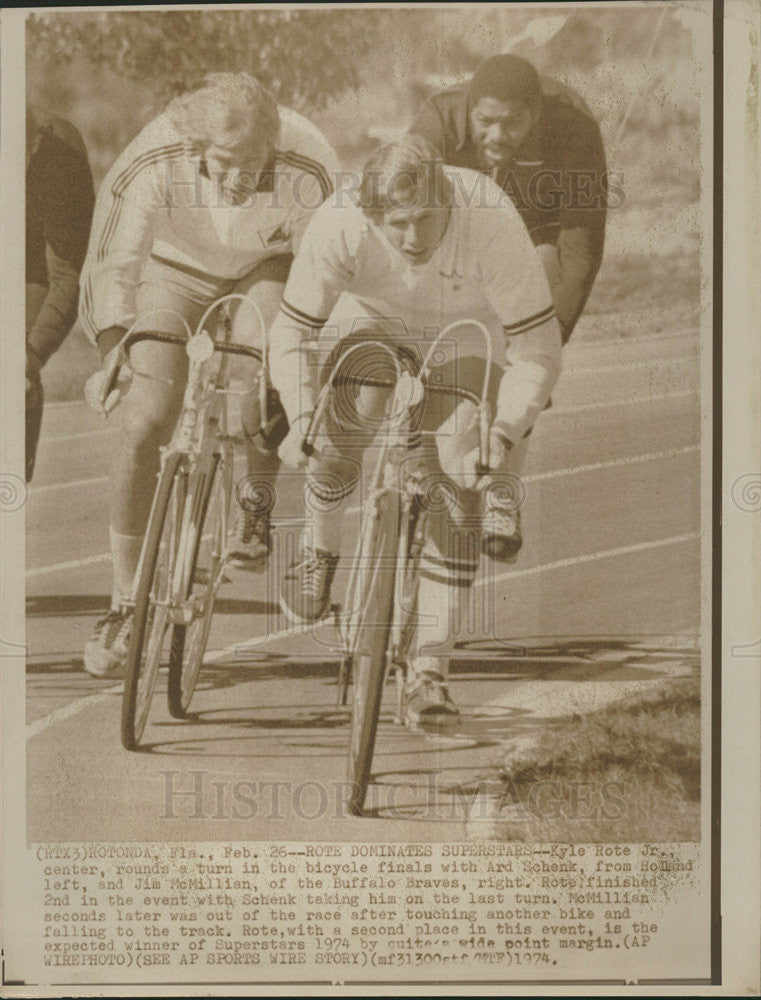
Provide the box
[167,449,230,718]
[345,490,400,816]
[122,452,187,750]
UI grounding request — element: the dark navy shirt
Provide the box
[26,114,94,285]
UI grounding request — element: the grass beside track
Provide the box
[494,674,701,842]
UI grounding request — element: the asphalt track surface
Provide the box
[26,329,702,843]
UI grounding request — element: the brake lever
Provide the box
[477,400,493,477]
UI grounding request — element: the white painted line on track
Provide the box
[543,389,697,416]
[46,400,103,409]
[27,532,699,736]
[523,444,698,483]
[473,532,699,588]
[341,446,698,516]
[42,388,700,445]
[27,684,122,739]
[25,447,698,575]
[205,531,700,662]
[31,475,109,495]
[562,356,695,376]
[29,438,699,503]
[25,553,111,578]
[566,329,697,348]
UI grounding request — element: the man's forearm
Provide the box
[551,226,604,342]
[268,315,317,425]
[494,320,562,442]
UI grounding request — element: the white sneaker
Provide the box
[227,508,271,571]
[83,609,132,678]
[405,669,459,725]
[481,502,522,562]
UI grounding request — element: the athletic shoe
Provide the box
[227,508,271,571]
[280,545,339,622]
[83,609,132,679]
[405,669,460,725]
[481,502,522,562]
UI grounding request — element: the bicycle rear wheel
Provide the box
[345,490,400,816]
[167,449,230,718]
[122,452,187,750]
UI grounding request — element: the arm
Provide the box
[492,314,562,444]
[548,113,607,342]
[79,148,164,350]
[27,128,95,366]
[269,202,354,429]
[549,225,604,343]
[285,168,336,256]
[26,247,81,367]
[80,149,166,411]
[479,207,563,444]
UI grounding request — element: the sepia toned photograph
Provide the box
[23,0,708,839]
[3,0,759,993]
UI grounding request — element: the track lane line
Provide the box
[26,684,122,739]
[26,553,111,577]
[209,531,700,659]
[26,531,699,738]
[24,446,699,576]
[40,388,700,445]
[523,444,698,483]
[31,475,109,495]
[42,428,117,443]
[28,441,699,501]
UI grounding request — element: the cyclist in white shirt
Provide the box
[82,72,339,678]
[269,136,561,721]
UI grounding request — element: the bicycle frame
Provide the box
[118,296,265,624]
[313,321,496,810]
[305,321,494,712]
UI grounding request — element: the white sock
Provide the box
[408,655,448,683]
[109,527,144,609]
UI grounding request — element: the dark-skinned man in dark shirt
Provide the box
[410,54,608,559]
[410,53,607,345]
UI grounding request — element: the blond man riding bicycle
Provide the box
[269,136,562,722]
[81,72,339,677]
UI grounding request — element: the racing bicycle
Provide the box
[116,296,271,750]
[301,320,495,815]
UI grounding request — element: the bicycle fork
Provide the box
[391,484,427,725]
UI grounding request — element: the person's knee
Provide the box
[306,454,361,508]
[232,254,292,338]
[120,392,179,453]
